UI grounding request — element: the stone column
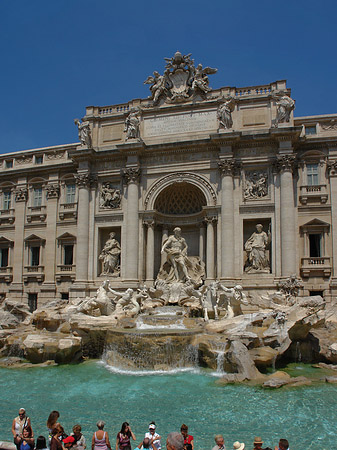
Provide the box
[328,161,337,283]
[218,159,238,278]
[161,227,169,266]
[145,220,155,281]
[74,173,92,283]
[199,223,206,262]
[123,168,140,280]
[205,216,216,279]
[10,185,27,300]
[277,155,297,276]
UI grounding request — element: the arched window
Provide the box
[154,182,206,215]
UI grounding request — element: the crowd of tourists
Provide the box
[11,408,291,450]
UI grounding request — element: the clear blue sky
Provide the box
[1,0,336,154]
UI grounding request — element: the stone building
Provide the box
[0,52,337,310]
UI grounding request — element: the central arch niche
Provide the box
[154,182,207,215]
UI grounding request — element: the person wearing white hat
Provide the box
[144,423,161,450]
[212,435,226,450]
[233,442,245,450]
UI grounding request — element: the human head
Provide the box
[143,438,151,449]
[256,224,263,232]
[96,421,105,430]
[278,439,289,450]
[215,435,224,446]
[109,232,115,238]
[180,424,188,438]
[167,432,184,450]
[174,227,181,236]
[120,422,130,434]
[149,422,156,433]
[73,425,81,434]
[253,437,263,448]
[233,442,245,450]
[47,411,60,428]
[23,427,32,438]
[36,436,47,450]
[234,285,243,291]
[18,408,26,417]
[63,436,75,448]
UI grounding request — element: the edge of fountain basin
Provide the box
[105,327,201,337]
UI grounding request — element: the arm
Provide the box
[27,419,33,437]
[116,435,119,450]
[129,430,136,441]
[105,432,111,450]
[12,419,17,438]
[190,438,194,450]
[92,434,95,450]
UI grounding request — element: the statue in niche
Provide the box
[99,232,121,275]
[244,171,268,200]
[74,118,92,148]
[272,92,295,128]
[160,227,191,283]
[244,224,271,273]
[100,183,121,209]
[124,108,141,140]
[217,97,235,130]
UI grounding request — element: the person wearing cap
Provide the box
[233,442,245,450]
[252,437,264,450]
[144,423,161,450]
[212,435,226,450]
[12,408,33,450]
[63,437,75,449]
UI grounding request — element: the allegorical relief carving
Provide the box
[271,91,295,128]
[74,118,92,148]
[99,232,121,276]
[99,182,121,209]
[217,97,235,130]
[321,120,337,131]
[244,171,268,200]
[244,223,271,273]
[124,107,141,140]
[144,51,217,106]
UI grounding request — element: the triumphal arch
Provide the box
[1,51,337,308]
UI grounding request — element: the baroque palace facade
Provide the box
[1,52,337,309]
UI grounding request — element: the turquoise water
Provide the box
[0,361,336,450]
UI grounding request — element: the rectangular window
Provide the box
[309,234,321,257]
[66,184,76,204]
[64,244,73,265]
[307,164,319,186]
[28,293,37,312]
[30,246,40,266]
[61,293,69,300]
[5,160,13,169]
[0,248,8,267]
[305,125,316,135]
[33,187,42,207]
[35,156,43,164]
[3,191,11,210]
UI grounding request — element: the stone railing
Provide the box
[55,265,76,282]
[26,205,47,223]
[59,202,77,220]
[0,208,15,224]
[99,104,130,115]
[0,266,13,282]
[299,184,328,204]
[57,264,75,272]
[23,265,45,282]
[24,265,44,273]
[235,84,272,97]
[301,257,331,278]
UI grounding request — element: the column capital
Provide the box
[204,216,218,225]
[14,186,28,202]
[46,182,60,199]
[123,167,141,184]
[274,155,297,173]
[143,219,155,228]
[218,159,241,176]
[327,160,337,177]
[74,172,95,188]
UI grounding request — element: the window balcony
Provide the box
[0,208,15,225]
[59,202,77,220]
[26,205,47,223]
[0,266,13,282]
[300,257,331,278]
[23,265,45,283]
[299,185,328,205]
[55,264,76,282]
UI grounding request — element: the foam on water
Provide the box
[99,359,200,376]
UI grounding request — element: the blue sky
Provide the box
[0,0,336,154]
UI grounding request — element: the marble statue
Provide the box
[199,281,220,321]
[220,284,248,319]
[108,287,148,316]
[244,171,268,199]
[161,227,190,283]
[71,280,115,316]
[244,224,271,273]
[100,183,121,209]
[124,108,141,140]
[74,118,92,148]
[278,274,303,298]
[99,232,121,275]
[144,71,170,105]
[192,63,217,94]
[217,97,235,129]
[272,92,295,127]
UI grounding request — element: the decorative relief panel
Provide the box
[99,182,121,209]
[243,170,268,200]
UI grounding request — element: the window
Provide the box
[64,245,73,265]
[66,184,76,204]
[3,191,11,210]
[31,246,40,266]
[5,160,13,169]
[0,248,8,267]
[305,125,316,135]
[309,234,321,257]
[61,293,69,300]
[33,187,42,207]
[35,156,43,164]
[28,293,37,312]
[307,164,319,186]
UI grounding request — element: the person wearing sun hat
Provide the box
[233,442,245,450]
[253,437,263,450]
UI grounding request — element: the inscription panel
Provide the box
[143,110,217,137]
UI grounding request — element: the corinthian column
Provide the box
[74,172,92,282]
[277,155,297,276]
[123,168,140,280]
[205,216,217,279]
[218,159,238,278]
[328,161,337,284]
[145,220,155,282]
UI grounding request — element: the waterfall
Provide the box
[295,341,302,363]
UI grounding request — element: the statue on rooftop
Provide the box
[124,107,141,140]
[74,118,92,148]
[272,91,295,127]
[217,97,236,130]
[192,63,218,94]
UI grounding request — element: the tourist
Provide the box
[12,408,33,450]
[50,428,64,450]
[20,427,35,450]
[63,437,75,449]
[233,442,245,450]
[144,422,161,450]
[252,437,264,450]
[71,425,86,450]
[274,439,289,450]
[166,433,184,450]
[116,422,136,450]
[135,438,156,450]
[212,435,226,450]
[35,436,48,450]
[92,421,111,450]
[47,412,61,443]
[180,425,193,450]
